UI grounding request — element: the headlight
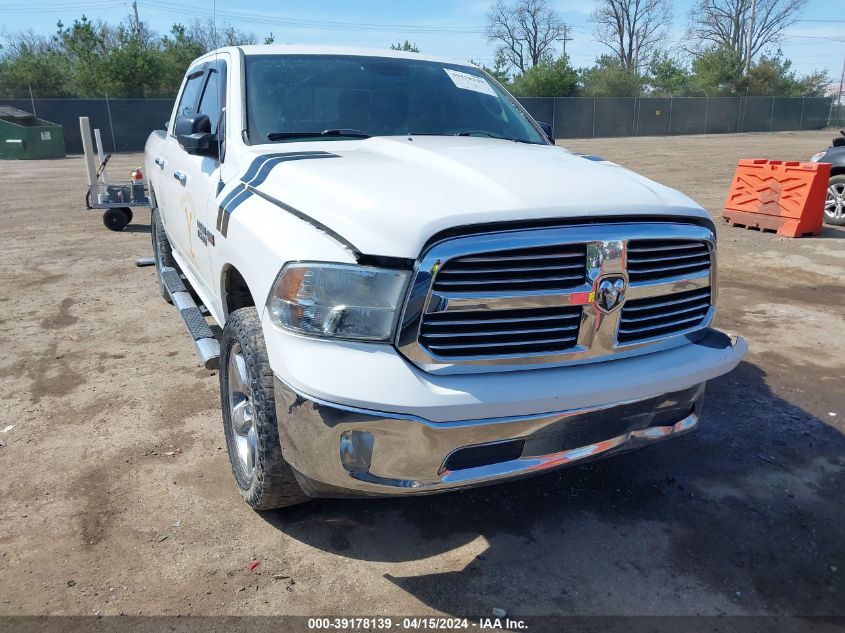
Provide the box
[266,262,409,341]
[810,151,826,163]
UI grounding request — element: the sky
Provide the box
[1,0,842,85]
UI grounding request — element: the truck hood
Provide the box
[232,136,708,259]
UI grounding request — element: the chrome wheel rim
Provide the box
[227,342,257,482]
[826,183,845,220]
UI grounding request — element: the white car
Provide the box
[145,45,747,510]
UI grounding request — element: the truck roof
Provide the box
[201,44,475,68]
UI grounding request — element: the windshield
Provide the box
[244,54,545,145]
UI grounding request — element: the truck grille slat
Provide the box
[434,273,584,290]
[622,290,711,313]
[627,241,706,253]
[439,262,585,275]
[618,288,711,344]
[424,325,574,338]
[628,261,710,276]
[424,312,581,328]
[425,334,579,354]
[423,314,581,334]
[425,334,579,349]
[419,306,583,359]
[458,252,584,263]
[619,312,708,334]
[627,250,709,264]
[621,303,710,323]
[626,240,711,283]
[433,244,587,293]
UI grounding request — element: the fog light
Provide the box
[339,431,374,473]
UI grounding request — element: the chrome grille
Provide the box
[432,244,587,293]
[420,306,583,358]
[626,239,710,282]
[618,288,712,344]
[397,222,717,371]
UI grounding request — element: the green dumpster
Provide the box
[0,106,66,159]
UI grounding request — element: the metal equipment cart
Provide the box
[79,116,150,231]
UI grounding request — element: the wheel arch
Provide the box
[221,264,258,321]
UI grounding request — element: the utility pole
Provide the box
[633,43,639,95]
[745,0,757,74]
[561,24,573,58]
[132,0,140,36]
[838,53,845,126]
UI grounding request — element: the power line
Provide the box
[0,1,124,13]
[138,1,489,34]
[781,34,845,41]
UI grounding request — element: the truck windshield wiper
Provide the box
[266,129,371,141]
[455,131,501,138]
[455,131,542,145]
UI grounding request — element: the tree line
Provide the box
[0,0,830,100]
[0,15,267,98]
[483,0,829,98]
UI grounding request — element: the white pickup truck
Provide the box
[145,45,747,510]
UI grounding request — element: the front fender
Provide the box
[212,193,359,326]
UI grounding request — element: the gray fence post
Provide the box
[632,97,637,136]
[703,96,709,133]
[28,85,36,118]
[769,98,775,131]
[104,94,117,152]
[799,97,805,131]
[592,98,596,137]
[551,97,557,139]
[668,97,673,135]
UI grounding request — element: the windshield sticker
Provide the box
[443,69,497,97]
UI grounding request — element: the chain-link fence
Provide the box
[518,96,835,139]
[0,98,173,154]
[829,99,845,128]
[0,95,836,154]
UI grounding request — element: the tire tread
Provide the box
[220,308,309,510]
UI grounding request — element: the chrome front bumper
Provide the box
[274,378,707,499]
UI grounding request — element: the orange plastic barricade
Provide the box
[723,159,831,238]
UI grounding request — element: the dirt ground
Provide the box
[0,131,843,619]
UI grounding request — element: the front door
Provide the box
[160,58,228,304]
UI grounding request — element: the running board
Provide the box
[160,266,220,369]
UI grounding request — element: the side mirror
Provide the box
[537,121,555,144]
[175,114,217,157]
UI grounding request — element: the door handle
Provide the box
[173,171,187,186]
[154,156,165,168]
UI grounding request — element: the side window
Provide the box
[174,68,206,123]
[197,65,224,135]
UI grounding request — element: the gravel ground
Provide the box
[0,130,842,619]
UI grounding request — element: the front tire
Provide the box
[824,175,845,226]
[220,307,309,510]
